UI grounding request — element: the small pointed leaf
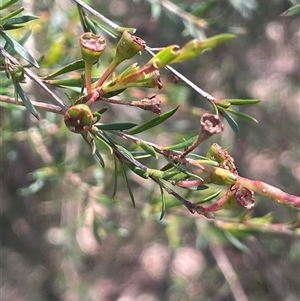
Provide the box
[137,140,158,159]
[43,60,85,79]
[95,122,137,131]
[15,82,39,119]
[121,166,136,208]
[81,133,105,168]
[223,231,249,252]
[159,184,165,220]
[221,109,240,135]
[225,107,258,123]
[281,4,300,17]
[196,190,222,204]
[0,31,39,68]
[2,15,38,26]
[112,156,118,198]
[225,98,260,105]
[0,0,19,10]
[128,106,178,135]
[163,135,198,151]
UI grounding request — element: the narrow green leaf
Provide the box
[137,140,158,159]
[211,100,219,115]
[101,88,127,98]
[92,133,113,154]
[225,98,260,105]
[81,133,105,168]
[18,28,32,46]
[281,4,300,17]
[223,231,249,252]
[0,31,39,68]
[128,106,179,135]
[159,183,165,220]
[221,109,240,135]
[0,0,19,10]
[95,122,137,131]
[0,7,23,22]
[15,82,39,119]
[84,14,98,34]
[1,24,23,30]
[93,147,105,167]
[225,107,258,123]
[44,77,84,87]
[42,60,85,79]
[216,100,230,108]
[5,29,33,57]
[112,156,118,198]
[77,6,90,33]
[187,185,208,191]
[163,135,197,150]
[196,190,221,204]
[89,18,119,38]
[116,144,135,160]
[121,166,136,208]
[125,162,149,179]
[2,15,38,26]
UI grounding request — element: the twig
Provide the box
[0,94,65,115]
[208,239,249,301]
[157,0,207,29]
[213,218,299,237]
[0,47,68,112]
[150,175,197,214]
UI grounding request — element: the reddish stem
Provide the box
[196,190,235,216]
[177,176,210,188]
[95,60,118,88]
[237,176,300,208]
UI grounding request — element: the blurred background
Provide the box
[1,0,299,300]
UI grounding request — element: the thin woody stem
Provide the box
[0,94,65,114]
[145,46,216,102]
[158,0,208,29]
[0,47,67,112]
[150,175,197,214]
[208,239,249,301]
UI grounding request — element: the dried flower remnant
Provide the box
[181,113,224,157]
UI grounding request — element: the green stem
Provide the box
[85,63,93,94]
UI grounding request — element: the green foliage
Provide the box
[1,1,299,301]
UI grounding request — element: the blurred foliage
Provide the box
[1,1,300,301]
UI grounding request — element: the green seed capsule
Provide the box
[64,104,94,133]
